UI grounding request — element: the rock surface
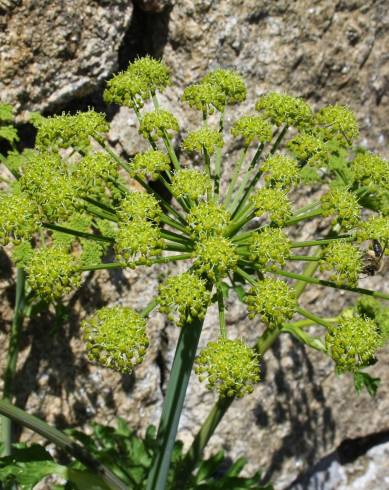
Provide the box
[1,1,389,489]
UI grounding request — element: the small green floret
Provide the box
[82,306,149,373]
[0,190,40,245]
[321,241,362,286]
[182,83,226,113]
[261,154,299,189]
[246,278,296,325]
[250,188,292,225]
[33,110,109,152]
[115,221,163,266]
[117,192,161,223]
[321,187,360,229]
[158,272,211,326]
[326,315,382,372]
[182,127,224,155]
[249,228,291,266]
[127,56,171,94]
[171,169,212,201]
[139,109,179,141]
[231,115,273,147]
[357,215,389,243]
[26,246,81,301]
[287,133,329,167]
[315,105,359,146]
[195,338,260,398]
[202,69,247,105]
[194,236,238,280]
[130,150,170,179]
[352,152,389,190]
[187,202,230,238]
[256,92,312,128]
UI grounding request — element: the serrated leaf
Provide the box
[354,371,381,397]
[0,125,19,144]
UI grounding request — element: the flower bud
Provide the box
[0,190,40,245]
[139,109,179,141]
[357,215,389,243]
[117,192,162,223]
[115,220,163,266]
[187,202,230,238]
[321,187,360,229]
[182,83,226,113]
[130,150,170,179]
[249,228,291,266]
[250,188,292,225]
[320,241,362,286]
[256,92,312,128]
[287,133,329,167]
[315,105,359,146]
[202,69,247,105]
[352,152,389,189]
[194,236,238,280]
[261,153,299,189]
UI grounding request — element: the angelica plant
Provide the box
[0,55,388,490]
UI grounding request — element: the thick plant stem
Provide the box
[146,316,205,490]
[0,400,127,490]
[1,268,25,457]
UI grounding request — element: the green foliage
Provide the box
[195,339,260,397]
[82,306,149,373]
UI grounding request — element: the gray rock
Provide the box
[0,0,133,114]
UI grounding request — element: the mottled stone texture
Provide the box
[0,0,133,114]
[1,1,389,489]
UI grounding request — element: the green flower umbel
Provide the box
[249,228,291,267]
[139,109,179,141]
[256,92,312,128]
[315,105,359,146]
[250,188,292,225]
[195,338,260,398]
[202,69,247,105]
[193,237,238,280]
[187,202,230,238]
[117,192,162,223]
[171,169,212,201]
[182,127,224,155]
[246,278,296,326]
[321,187,360,229]
[115,221,163,266]
[26,246,81,301]
[320,241,362,286]
[130,150,170,179]
[326,315,382,372]
[158,272,211,326]
[231,115,272,147]
[0,190,40,245]
[82,306,149,373]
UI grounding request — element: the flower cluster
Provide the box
[321,186,360,229]
[320,241,362,286]
[326,315,382,372]
[2,55,388,398]
[182,127,224,155]
[249,228,291,266]
[82,306,149,373]
[26,246,81,302]
[250,188,292,225]
[130,150,170,179]
[171,169,212,201]
[195,338,260,397]
[256,92,312,128]
[246,278,296,326]
[158,272,211,326]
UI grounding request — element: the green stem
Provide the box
[78,254,192,271]
[146,316,205,490]
[287,255,321,262]
[216,281,227,338]
[295,306,334,330]
[0,400,127,490]
[291,235,353,248]
[1,268,25,457]
[141,299,158,318]
[160,214,189,235]
[224,148,247,206]
[43,224,114,243]
[269,267,389,300]
[284,208,323,226]
[281,324,326,352]
[162,131,180,171]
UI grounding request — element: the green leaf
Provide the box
[0,103,13,122]
[0,125,19,144]
[354,371,381,397]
